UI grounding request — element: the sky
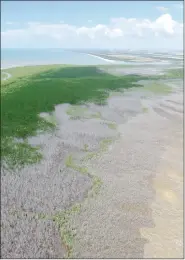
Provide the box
[1,1,184,50]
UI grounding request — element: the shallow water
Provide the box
[1,49,177,69]
[1,49,125,68]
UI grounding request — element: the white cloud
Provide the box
[1,14,183,49]
[110,14,182,38]
[156,6,168,13]
[151,14,178,36]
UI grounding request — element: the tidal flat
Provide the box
[1,62,183,258]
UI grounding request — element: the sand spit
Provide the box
[1,79,183,258]
[87,53,116,63]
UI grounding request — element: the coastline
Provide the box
[1,49,180,71]
[1,49,116,69]
[86,53,116,63]
[1,62,69,70]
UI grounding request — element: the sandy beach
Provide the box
[87,53,116,63]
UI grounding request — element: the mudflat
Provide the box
[1,64,183,258]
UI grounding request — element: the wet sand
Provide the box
[1,75,183,258]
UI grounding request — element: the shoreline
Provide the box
[1,50,116,69]
[86,53,116,63]
[1,49,177,71]
[0,60,175,71]
[1,62,71,70]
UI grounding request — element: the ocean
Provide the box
[1,49,176,69]
[1,48,118,69]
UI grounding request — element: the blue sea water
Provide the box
[1,48,173,69]
[1,48,117,68]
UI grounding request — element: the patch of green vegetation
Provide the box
[145,68,183,81]
[59,150,104,257]
[65,154,89,175]
[108,91,124,97]
[1,65,147,167]
[32,65,112,79]
[40,113,58,127]
[164,68,183,79]
[92,176,103,195]
[69,110,102,120]
[83,151,98,161]
[70,203,81,214]
[82,138,114,162]
[36,212,48,220]
[2,138,42,170]
[1,64,69,84]
[142,82,172,95]
[100,138,114,151]
[66,105,88,117]
[90,111,102,119]
[142,107,149,113]
[65,151,103,196]
[53,173,103,258]
[83,144,89,152]
[65,155,74,168]
[107,122,117,130]
[52,210,74,258]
